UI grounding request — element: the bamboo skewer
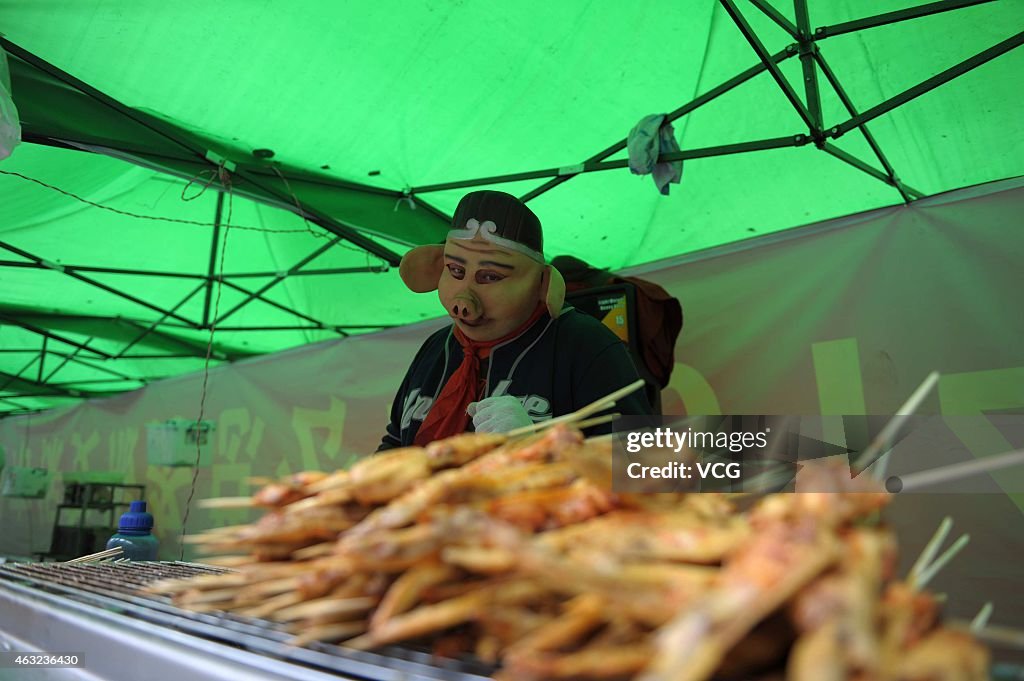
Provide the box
[237,592,305,619]
[915,534,970,589]
[237,576,301,598]
[971,602,994,632]
[273,596,376,623]
[145,572,246,594]
[583,433,614,445]
[897,448,1024,492]
[198,496,256,509]
[907,515,971,590]
[507,379,644,437]
[856,370,940,475]
[950,620,1024,651]
[292,542,336,560]
[177,586,245,605]
[201,523,254,535]
[202,555,259,568]
[66,546,124,563]
[908,517,953,588]
[183,533,239,545]
[307,470,351,494]
[184,603,230,614]
[572,413,620,432]
[289,621,367,647]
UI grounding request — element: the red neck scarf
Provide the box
[414,303,547,445]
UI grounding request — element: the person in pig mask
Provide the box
[378,190,651,450]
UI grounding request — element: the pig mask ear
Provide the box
[399,245,445,292]
[541,265,566,318]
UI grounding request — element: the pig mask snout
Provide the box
[450,292,482,320]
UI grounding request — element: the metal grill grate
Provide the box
[1,560,228,597]
[0,561,495,681]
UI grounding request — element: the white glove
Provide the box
[466,395,534,434]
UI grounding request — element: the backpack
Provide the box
[553,256,683,409]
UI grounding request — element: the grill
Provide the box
[6,561,1022,680]
[0,561,495,681]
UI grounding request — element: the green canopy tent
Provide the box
[1,0,1022,416]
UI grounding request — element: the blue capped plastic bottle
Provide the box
[106,500,159,560]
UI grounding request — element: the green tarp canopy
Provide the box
[1,1,1022,416]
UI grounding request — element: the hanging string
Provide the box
[178,167,234,559]
[1,168,317,237]
[180,165,227,202]
[21,411,37,557]
[268,163,386,267]
[2,166,393,265]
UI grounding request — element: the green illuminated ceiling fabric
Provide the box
[0,1,1022,414]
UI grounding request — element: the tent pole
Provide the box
[0,259,205,279]
[412,135,807,194]
[820,144,924,199]
[0,327,147,402]
[114,283,214,360]
[241,167,400,197]
[121,317,231,359]
[829,30,1024,138]
[0,259,385,280]
[409,195,453,223]
[0,240,202,328]
[662,49,794,124]
[1,313,172,390]
[211,324,399,332]
[112,354,203,359]
[812,51,921,203]
[0,259,387,281]
[0,356,40,394]
[719,0,816,133]
[44,349,137,382]
[749,0,799,38]
[37,337,47,384]
[248,167,401,266]
[228,265,387,278]
[213,236,346,329]
[0,313,113,359]
[0,370,103,399]
[3,396,74,403]
[815,0,998,39]
[202,192,224,328]
[42,343,90,384]
[48,379,146,387]
[793,0,823,139]
[217,279,350,337]
[0,310,187,330]
[0,397,35,412]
